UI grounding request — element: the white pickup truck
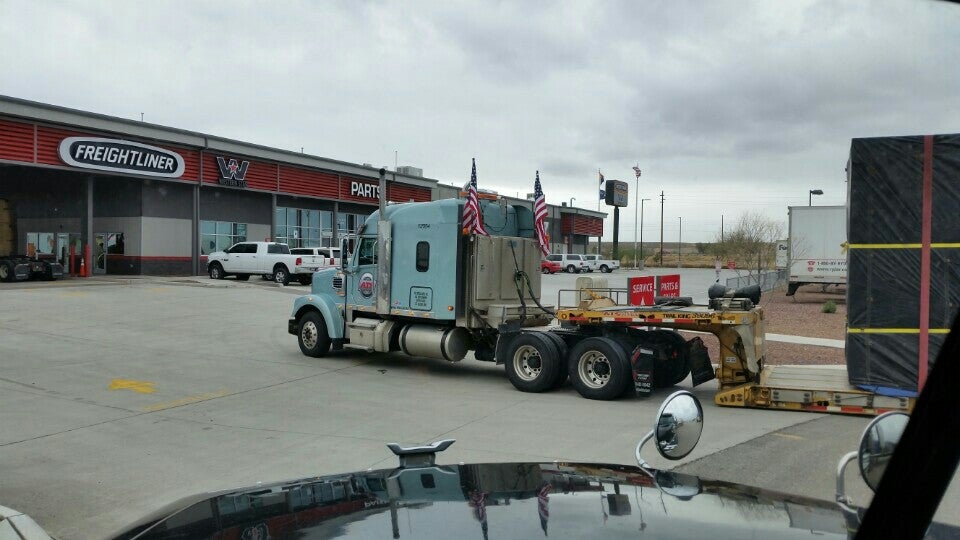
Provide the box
[206,242,325,285]
[583,254,620,273]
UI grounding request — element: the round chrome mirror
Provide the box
[858,411,909,491]
[655,470,702,500]
[654,390,704,460]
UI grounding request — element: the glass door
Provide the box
[94,233,124,274]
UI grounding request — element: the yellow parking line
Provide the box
[109,379,156,393]
[144,390,230,412]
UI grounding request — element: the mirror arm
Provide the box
[635,429,655,472]
[835,450,858,505]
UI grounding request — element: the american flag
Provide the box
[469,490,489,540]
[633,166,642,179]
[537,482,552,536]
[533,171,550,257]
[462,158,490,236]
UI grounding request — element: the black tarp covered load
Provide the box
[846,134,960,396]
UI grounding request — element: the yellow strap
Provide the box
[848,328,951,334]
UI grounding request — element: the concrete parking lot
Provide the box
[1,274,955,538]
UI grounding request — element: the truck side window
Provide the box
[357,238,377,266]
[416,241,429,272]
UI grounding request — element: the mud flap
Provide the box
[687,336,716,387]
[630,345,655,398]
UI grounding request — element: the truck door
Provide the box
[347,236,378,310]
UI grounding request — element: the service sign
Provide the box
[58,137,185,178]
[628,276,656,305]
[604,180,629,207]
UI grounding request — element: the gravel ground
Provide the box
[681,284,848,366]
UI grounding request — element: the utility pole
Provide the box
[678,216,682,268]
[633,165,641,269]
[640,198,650,266]
[659,191,665,265]
[721,214,724,243]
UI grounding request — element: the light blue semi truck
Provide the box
[287,174,706,400]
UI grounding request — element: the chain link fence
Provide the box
[725,269,788,292]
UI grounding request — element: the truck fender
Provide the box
[291,295,345,340]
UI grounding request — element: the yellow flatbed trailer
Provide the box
[555,304,914,416]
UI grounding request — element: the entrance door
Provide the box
[94,233,125,274]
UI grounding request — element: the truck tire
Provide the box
[646,330,691,387]
[208,263,225,280]
[274,265,290,285]
[0,261,13,282]
[600,264,610,273]
[236,274,250,281]
[566,264,577,274]
[298,275,312,286]
[541,332,570,388]
[504,333,562,393]
[568,337,631,400]
[298,311,331,357]
[542,267,550,274]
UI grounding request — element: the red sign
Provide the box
[656,274,681,297]
[628,276,656,306]
[726,260,736,270]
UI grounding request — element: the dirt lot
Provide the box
[683,284,847,366]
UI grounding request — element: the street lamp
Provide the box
[637,198,651,268]
[809,189,823,206]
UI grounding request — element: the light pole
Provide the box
[809,189,823,206]
[633,166,642,269]
[678,216,682,268]
[638,198,651,268]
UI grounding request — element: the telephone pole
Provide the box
[659,191,665,265]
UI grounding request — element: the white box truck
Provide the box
[786,205,847,295]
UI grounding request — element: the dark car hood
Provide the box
[112,461,957,540]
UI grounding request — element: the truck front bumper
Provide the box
[288,317,298,335]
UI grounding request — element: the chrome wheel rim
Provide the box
[513,344,542,382]
[578,351,611,389]
[210,267,220,278]
[301,321,318,349]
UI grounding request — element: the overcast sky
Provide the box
[2,0,958,241]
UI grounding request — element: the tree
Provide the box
[712,212,784,281]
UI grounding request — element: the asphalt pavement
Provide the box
[0,273,956,538]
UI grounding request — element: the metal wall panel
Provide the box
[0,119,34,162]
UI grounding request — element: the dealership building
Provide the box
[0,96,605,276]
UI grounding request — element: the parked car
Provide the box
[286,247,341,285]
[206,242,325,285]
[583,254,620,273]
[545,253,588,273]
[540,259,561,274]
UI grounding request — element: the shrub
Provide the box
[822,300,837,314]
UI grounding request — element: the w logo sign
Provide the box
[216,156,250,187]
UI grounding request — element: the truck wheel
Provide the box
[541,332,570,388]
[542,267,550,274]
[208,263,225,280]
[236,274,250,281]
[298,275,312,286]
[298,311,331,357]
[274,265,290,285]
[600,265,610,273]
[568,337,631,400]
[0,262,13,282]
[566,264,577,273]
[505,333,562,393]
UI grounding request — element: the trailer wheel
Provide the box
[541,332,570,388]
[298,311,331,357]
[569,337,631,400]
[208,263,225,280]
[505,333,562,393]
[0,262,13,282]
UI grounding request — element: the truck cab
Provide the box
[289,198,550,361]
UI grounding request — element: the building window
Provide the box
[337,213,369,236]
[416,241,429,272]
[275,207,335,248]
[201,221,247,255]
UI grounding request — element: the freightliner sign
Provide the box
[58,137,185,178]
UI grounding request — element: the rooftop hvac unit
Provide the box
[396,166,423,177]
